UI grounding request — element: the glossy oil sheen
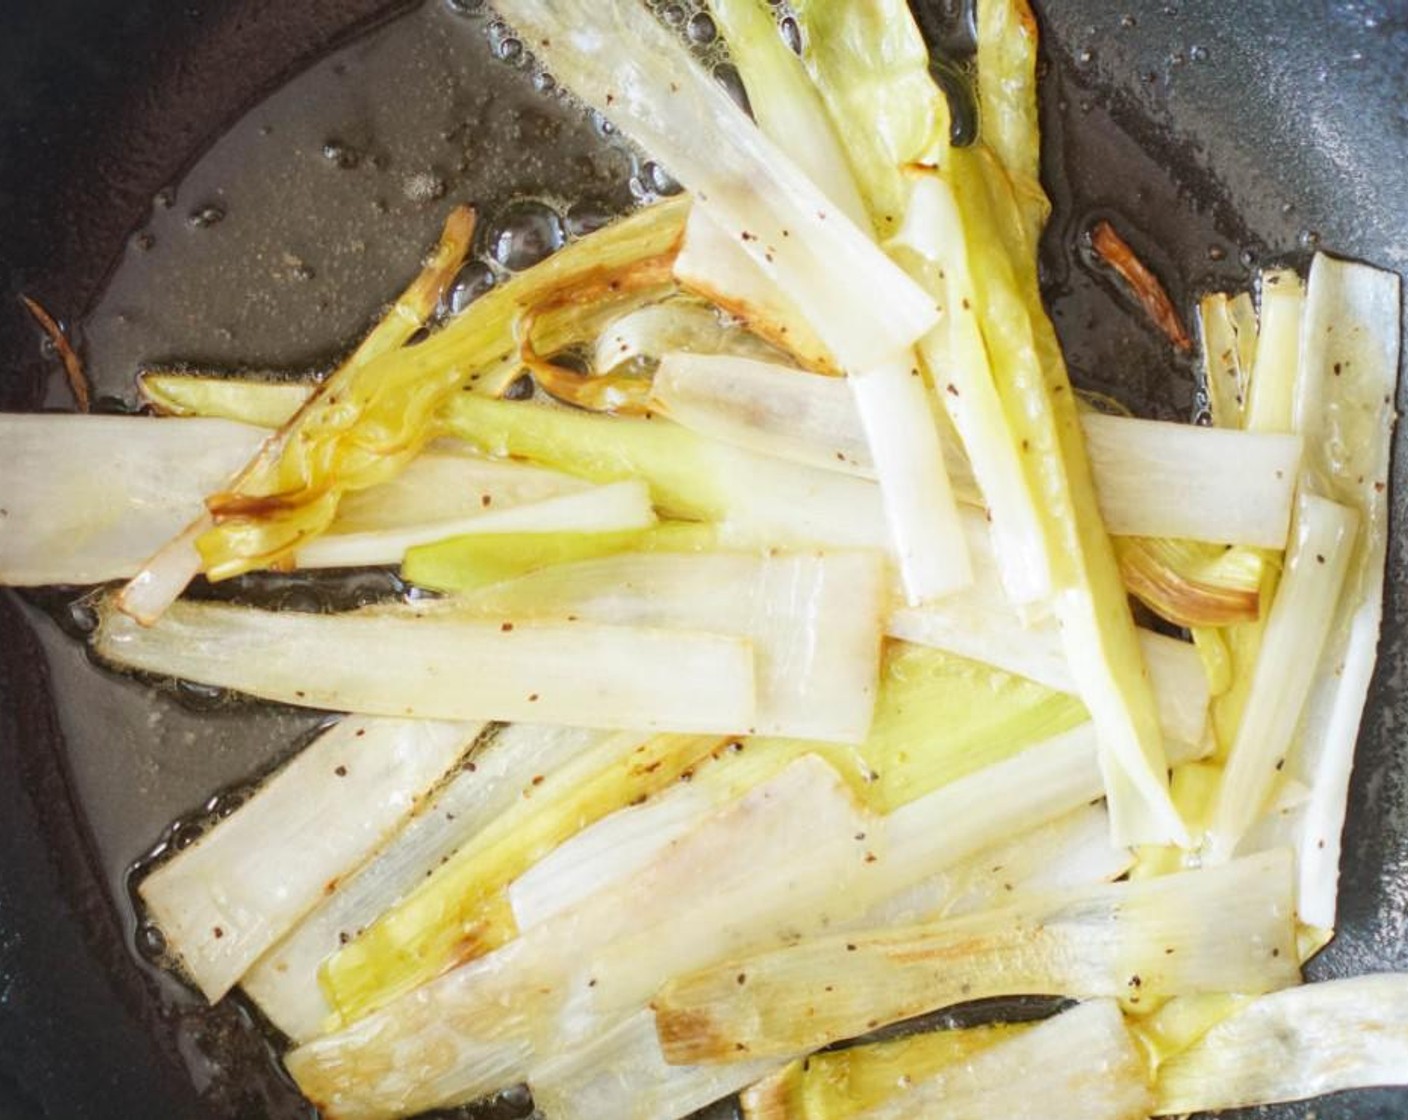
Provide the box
[0,2,1406,1119]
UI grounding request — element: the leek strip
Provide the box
[285,758,873,1119]
[862,802,1133,928]
[790,0,949,232]
[241,724,606,1043]
[446,550,886,743]
[441,393,893,553]
[1288,253,1400,927]
[653,350,1299,548]
[1243,269,1306,433]
[1154,975,1408,1115]
[530,1008,784,1120]
[653,850,1299,1064]
[0,414,263,585]
[490,0,936,374]
[652,350,1302,547]
[402,522,716,594]
[140,373,311,427]
[139,717,480,1003]
[506,780,718,932]
[296,480,656,569]
[854,1000,1150,1120]
[94,598,756,733]
[845,359,972,601]
[974,0,1050,249]
[592,299,780,374]
[890,595,1211,749]
[895,172,1053,605]
[119,206,476,617]
[1197,293,1247,429]
[740,1024,1027,1120]
[707,0,969,602]
[709,0,868,228]
[1081,411,1300,547]
[1205,493,1358,862]
[950,142,1182,848]
[674,209,836,372]
[319,730,717,1026]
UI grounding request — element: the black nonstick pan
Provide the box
[1,2,1405,1118]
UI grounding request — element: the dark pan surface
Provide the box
[1,2,1406,1118]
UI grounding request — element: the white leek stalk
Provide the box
[652,351,1302,547]
[1288,253,1401,926]
[1243,269,1306,433]
[1155,974,1408,1114]
[241,723,607,1042]
[94,598,756,734]
[139,717,480,1002]
[854,1000,1151,1120]
[1205,493,1358,862]
[448,550,886,743]
[0,415,263,585]
[652,850,1299,1063]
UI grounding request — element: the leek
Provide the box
[740,1023,1027,1120]
[118,206,477,618]
[286,757,873,1119]
[318,730,718,1026]
[1197,293,1248,429]
[444,550,886,743]
[1204,493,1358,862]
[489,0,936,375]
[851,1001,1149,1120]
[1155,974,1408,1115]
[296,480,656,569]
[653,850,1299,1064]
[1287,253,1400,927]
[240,723,606,1042]
[592,299,781,375]
[139,716,480,1003]
[651,350,1302,547]
[140,372,311,427]
[1114,537,1265,627]
[1243,268,1306,433]
[0,414,263,586]
[673,208,836,373]
[93,598,756,733]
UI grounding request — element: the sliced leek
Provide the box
[140,717,480,1003]
[94,598,756,733]
[653,850,1299,1063]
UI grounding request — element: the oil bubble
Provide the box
[489,200,566,271]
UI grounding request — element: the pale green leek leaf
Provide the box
[318,730,718,1027]
[709,0,869,228]
[1244,269,1306,434]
